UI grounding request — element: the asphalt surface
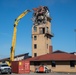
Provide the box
[1,72,76,75]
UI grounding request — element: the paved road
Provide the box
[1,72,76,75]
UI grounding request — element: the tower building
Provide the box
[32,6,53,57]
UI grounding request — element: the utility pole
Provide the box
[74,29,76,52]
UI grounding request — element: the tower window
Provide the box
[34,36,37,40]
[39,27,45,34]
[34,44,37,49]
[46,27,49,33]
[47,44,48,49]
[43,28,45,34]
[34,53,37,57]
[34,26,37,32]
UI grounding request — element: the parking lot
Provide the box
[1,72,76,75]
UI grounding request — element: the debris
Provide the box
[32,6,50,25]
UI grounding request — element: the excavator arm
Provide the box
[14,10,30,26]
[7,10,31,66]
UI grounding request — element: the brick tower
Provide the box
[32,6,53,57]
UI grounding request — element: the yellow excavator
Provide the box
[6,10,31,66]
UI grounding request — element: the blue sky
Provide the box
[0,0,76,59]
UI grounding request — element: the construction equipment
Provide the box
[35,65,51,73]
[6,10,31,66]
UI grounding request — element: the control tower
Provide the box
[32,6,53,57]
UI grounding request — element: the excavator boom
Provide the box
[14,10,31,26]
[7,10,30,66]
